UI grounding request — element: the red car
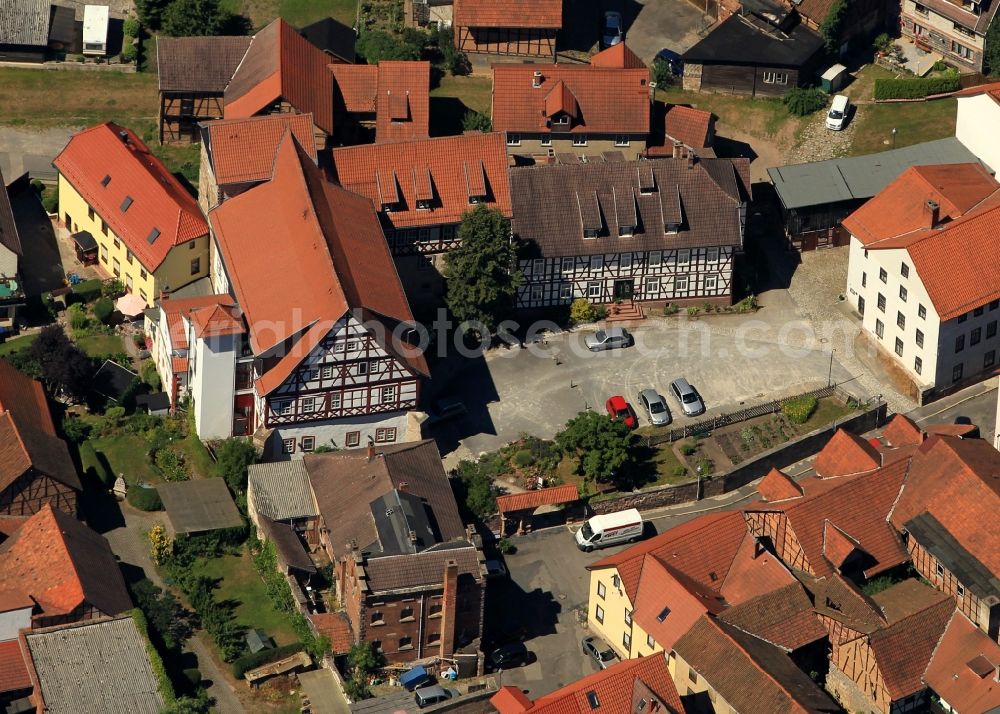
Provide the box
[605,395,637,429]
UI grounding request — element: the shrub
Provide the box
[687,306,699,317]
[593,305,608,321]
[63,416,92,444]
[512,449,535,467]
[102,279,125,299]
[73,278,103,303]
[873,75,961,100]
[873,32,893,52]
[652,58,673,88]
[695,457,714,475]
[783,87,828,116]
[105,405,126,424]
[93,297,115,324]
[672,465,687,477]
[680,442,697,456]
[140,360,161,391]
[231,643,305,679]
[155,448,189,481]
[123,16,141,36]
[129,485,163,511]
[781,394,818,424]
[570,298,597,324]
[68,303,88,330]
[462,109,492,132]
[41,185,58,214]
[740,426,756,446]
[148,522,173,564]
[121,41,137,62]
[663,303,679,315]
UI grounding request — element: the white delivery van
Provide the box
[826,94,850,131]
[576,508,643,552]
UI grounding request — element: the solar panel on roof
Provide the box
[657,606,670,622]
[147,227,160,244]
[101,175,111,187]
[120,196,134,212]
[587,692,600,709]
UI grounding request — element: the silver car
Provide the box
[585,327,632,351]
[582,635,618,669]
[670,377,705,416]
[637,389,671,426]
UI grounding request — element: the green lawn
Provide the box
[223,0,358,29]
[429,75,493,136]
[197,549,299,646]
[847,98,956,157]
[796,397,857,433]
[656,86,804,141]
[649,443,689,485]
[76,333,127,359]
[0,332,39,357]
[91,433,159,484]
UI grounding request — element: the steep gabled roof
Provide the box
[331,132,512,229]
[224,18,335,134]
[375,61,430,143]
[156,36,251,93]
[757,468,803,502]
[53,123,207,273]
[0,166,22,258]
[880,414,923,448]
[812,428,882,478]
[454,0,563,29]
[298,16,356,63]
[717,582,827,652]
[590,43,646,69]
[202,113,317,187]
[492,656,683,714]
[924,610,1000,714]
[0,504,131,618]
[329,63,379,113]
[663,104,713,150]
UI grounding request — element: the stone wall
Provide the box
[590,401,887,514]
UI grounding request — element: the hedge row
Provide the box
[231,643,304,679]
[781,395,819,425]
[873,75,960,100]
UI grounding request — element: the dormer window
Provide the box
[101,174,111,187]
[416,199,431,211]
[382,201,397,213]
[618,224,635,237]
[553,114,570,126]
[584,228,598,239]
[665,223,680,234]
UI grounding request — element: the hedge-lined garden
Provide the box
[873,75,961,100]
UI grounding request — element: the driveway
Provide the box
[0,126,75,183]
[621,0,715,65]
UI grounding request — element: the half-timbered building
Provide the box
[509,155,750,310]
[0,361,80,517]
[492,45,651,162]
[453,0,561,58]
[197,130,427,458]
[156,36,251,144]
[330,132,512,308]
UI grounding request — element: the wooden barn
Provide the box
[453,0,561,58]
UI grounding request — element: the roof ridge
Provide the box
[3,412,31,470]
[708,618,806,708]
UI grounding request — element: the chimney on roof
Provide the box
[399,481,408,491]
[367,442,375,462]
[925,199,940,229]
[672,141,683,160]
[686,153,694,170]
[409,529,417,543]
[119,130,129,144]
[532,70,543,88]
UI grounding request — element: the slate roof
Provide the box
[202,113,318,187]
[53,123,207,272]
[157,478,243,534]
[306,440,464,560]
[248,460,318,521]
[225,18,335,134]
[0,0,50,47]
[682,13,823,67]
[362,541,482,593]
[0,504,131,618]
[496,484,579,513]
[491,655,683,714]
[492,58,650,136]
[0,166,22,258]
[675,616,840,714]
[298,17,356,63]
[0,640,29,694]
[25,617,165,714]
[717,582,827,652]
[767,137,981,211]
[330,132,512,229]
[375,61,430,143]
[509,156,748,257]
[0,360,80,494]
[924,610,1000,714]
[156,36,252,93]
[454,0,563,29]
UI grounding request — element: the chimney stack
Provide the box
[367,441,375,462]
[925,199,940,229]
[119,130,129,144]
[686,153,695,170]
[532,70,543,89]
[398,481,408,491]
[672,141,683,160]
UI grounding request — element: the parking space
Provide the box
[621,0,715,66]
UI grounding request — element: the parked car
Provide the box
[484,559,507,579]
[415,685,460,708]
[826,94,850,131]
[669,377,705,416]
[637,388,671,426]
[582,636,618,669]
[427,397,467,425]
[490,641,531,669]
[602,11,623,48]
[605,395,637,429]
[654,48,684,77]
[585,327,632,351]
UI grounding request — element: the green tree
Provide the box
[356,29,423,63]
[135,0,169,29]
[462,110,492,132]
[141,360,161,391]
[783,87,828,116]
[214,438,258,493]
[161,693,214,714]
[94,297,115,324]
[652,59,672,88]
[443,205,523,332]
[454,459,497,518]
[819,0,848,54]
[555,411,635,484]
[30,325,93,400]
[985,17,1000,76]
[161,0,228,36]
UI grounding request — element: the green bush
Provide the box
[94,297,115,324]
[128,485,163,511]
[511,449,535,467]
[121,40,137,62]
[695,457,714,475]
[41,185,58,214]
[62,416,92,443]
[680,442,697,456]
[102,279,125,299]
[123,16,141,36]
[462,109,492,132]
[781,395,819,424]
[68,303,89,330]
[873,75,961,100]
[783,87,828,116]
[155,448,189,481]
[873,32,893,52]
[231,643,304,679]
[140,360,161,391]
[672,465,687,477]
[73,278,103,303]
[569,298,596,324]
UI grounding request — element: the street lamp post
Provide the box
[891,127,897,149]
[828,348,836,387]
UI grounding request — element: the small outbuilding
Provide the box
[71,230,98,265]
[496,484,581,536]
[820,64,848,93]
[91,360,138,403]
[136,392,170,416]
[157,477,243,534]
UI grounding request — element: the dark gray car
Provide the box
[637,389,671,426]
[585,327,632,351]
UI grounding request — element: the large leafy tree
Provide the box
[161,0,229,36]
[214,438,258,493]
[356,29,424,63]
[555,411,635,484]
[29,325,92,400]
[443,205,523,332]
[135,0,170,29]
[985,18,1000,76]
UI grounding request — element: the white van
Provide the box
[826,94,850,131]
[576,509,643,552]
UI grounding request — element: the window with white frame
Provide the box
[705,275,718,290]
[321,365,333,379]
[275,400,292,416]
[301,397,317,413]
[620,253,632,269]
[595,605,605,623]
[530,285,543,301]
[645,276,661,293]
[675,276,689,291]
[330,392,342,409]
[560,283,573,299]
[951,40,973,59]
[301,436,315,452]
[707,247,719,262]
[375,427,397,443]
[346,431,361,447]
[677,249,690,264]
[572,135,588,147]
[648,251,662,267]
[532,258,545,274]
[507,133,521,146]
[590,255,604,271]
[762,71,788,84]
[597,581,607,599]
[540,135,552,147]
[587,281,601,298]
[282,438,295,454]
[381,385,397,403]
[356,362,368,376]
[561,256,575,272]
[614,135,629,147]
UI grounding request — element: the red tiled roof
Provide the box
[0,589,32,613]
[924,422,978,438]
[375,61,430,143]
[664,104,713,150]
[590,43,646,69]
[717,582,827,652]
[813,428,882,479]
[454,0,563,29]
[202,113,318,187]
[881,414,923,448]
[224,19,335,134]
[309,612,353,653]
[842,163,1000,247]
[890,436,1000,577]
[53,123,207,273]
[0,361,80,494]
[329,64,379,113]
[757,468,803,502]
[869,580,954,700]
[331,132,512,230]
[494,654,683,714]
[189,304,245,339]
[492,62,649,135]
[211,132,414,355]
[0,640,30,694]
[497,484,578,513]
[0,504,131,618]
[954,80,1000,104]
[159,294,236,352]
[632,554,724,651]
[823,521,862,568]
[924,610,1000,713]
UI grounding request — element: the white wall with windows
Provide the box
[269,411,408,460]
